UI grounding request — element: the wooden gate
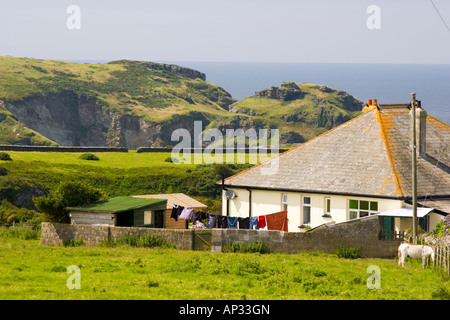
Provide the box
[193,229,212,251]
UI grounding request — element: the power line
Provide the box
[430,0,450,33]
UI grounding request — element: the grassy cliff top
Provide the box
[0,56,235,123]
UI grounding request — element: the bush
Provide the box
[0,199,45,228]
[0,226,40,240]
[101,233,174,248]
[0,166,7,176]
[223,241,270,254]
[0,152,12,161]
[164,157,179,163]
[33,181,105,223]
[79,153,99,161]
[63,239,85,247]
[336,246,363,259]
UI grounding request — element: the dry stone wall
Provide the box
[41,215,402,258]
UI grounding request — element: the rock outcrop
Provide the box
[255,82,303,101]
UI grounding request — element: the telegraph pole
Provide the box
[411,93,418,244]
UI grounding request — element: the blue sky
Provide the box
[0,0,449,63]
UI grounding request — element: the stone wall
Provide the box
[41,215,402,258]
[212,215,401,258]
[0,145,128,152]
[41,222,193,250]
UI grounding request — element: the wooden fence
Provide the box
[379,231,406,240]
[433,239,450,276]
[423,237,450,276]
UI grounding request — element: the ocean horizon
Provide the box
[68,60,450,124]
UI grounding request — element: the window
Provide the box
[282,193,288,211]
[324,197,331,216]
[348,199,378,220]
[302,196,311,225]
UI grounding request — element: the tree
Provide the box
[33,181,106,223]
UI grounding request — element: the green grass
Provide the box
[0,151,266,217]
[0,234,448,300]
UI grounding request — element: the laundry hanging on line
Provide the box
[170,203,288,232]
[265,210,288,232]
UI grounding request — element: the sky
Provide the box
[0,0,449,64]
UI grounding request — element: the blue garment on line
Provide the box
[206,213,217,228]
[227,216,238,229]
[249,216,259,230]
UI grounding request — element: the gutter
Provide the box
[216,183,450,201]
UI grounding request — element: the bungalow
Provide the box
[68,196,167,227]
[220,100,450,234]
[68,193,208,229]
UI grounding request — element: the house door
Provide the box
[154,210,165,228]
[382,216,394,239]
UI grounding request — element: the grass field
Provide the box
[0,230,448,300]
[0,151,449,300]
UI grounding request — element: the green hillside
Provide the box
[228,82,363,144]
[0,56,235,122]
[0,56,363,147]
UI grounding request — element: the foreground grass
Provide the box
[0,236,448,300]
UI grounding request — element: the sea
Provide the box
[73,60,450,124]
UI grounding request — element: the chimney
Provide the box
[363,99,377,112]
[410,99,426,156]
[415,101,427,156]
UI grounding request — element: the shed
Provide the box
[132,193,208,229]
[67,196,168,227]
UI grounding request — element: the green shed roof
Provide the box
[67,196,167,213]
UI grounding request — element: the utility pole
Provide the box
[411,93,418,244]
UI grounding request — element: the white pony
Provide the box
[398,242,435,270]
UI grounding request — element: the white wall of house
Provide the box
[222,188,405,232]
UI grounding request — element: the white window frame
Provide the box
[323,197,331,217]
[302,196,311,225]
[348,199,378,220]
[282,193,288,211]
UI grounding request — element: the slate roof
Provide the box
[67,196,167,213]
[222,105,450,199]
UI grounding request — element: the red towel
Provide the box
[258,215,266,229]
[265,210,288,232]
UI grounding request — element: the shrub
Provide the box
[336,246,363,259]
[0,152,12,161]
[164,157,179,163]
[0,226,40,240]
[0,199,45,228]
[223,241,270,254]
[63,239,85,247]
[101,233,174,248]
[0,166,7,176]
[79,153,99,161]
[33,181,105,223]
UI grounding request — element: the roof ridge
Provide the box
[375,108,404,197]
[222,110,371,184]
[427,113,450,128]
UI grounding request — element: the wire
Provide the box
[430,0,450,33]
